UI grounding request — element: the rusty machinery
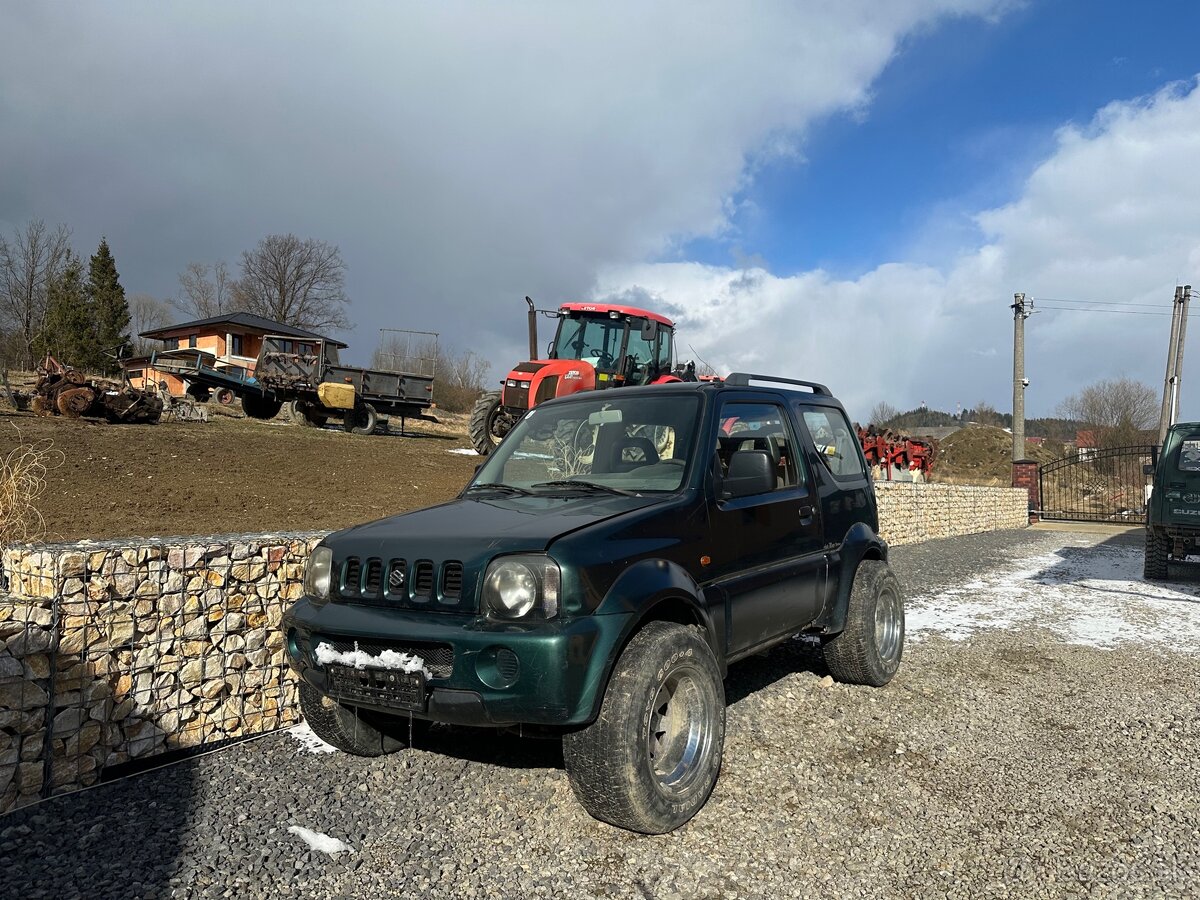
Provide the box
[28,355,163,424]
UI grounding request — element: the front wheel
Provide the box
[562,622,725,834]
[299,683,417,756]
[822,560,904,687]
[469,390,503,455]
[242,394,283,420]
[1144,527,1170,580]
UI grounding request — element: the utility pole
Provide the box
[1172,284,1192,421]
[1012,293,1031,462]
[1159,286,1186,446]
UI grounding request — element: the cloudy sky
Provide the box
[4,1,1200,420]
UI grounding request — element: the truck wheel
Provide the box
[469,391,503,455]
[214,388,235,406]
[1144,527,1170,580]
[290,400,328,428]
[242,395,283,420]
[343,402,378,435]
[299,683,413,756]
[823,560,904,687]
[562,622,725,834]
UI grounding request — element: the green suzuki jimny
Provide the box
[283,373,904,833]
[1144,421,1200,579]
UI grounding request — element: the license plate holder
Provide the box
[326,665,427,712]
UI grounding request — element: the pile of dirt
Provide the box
[932,424,1064,486]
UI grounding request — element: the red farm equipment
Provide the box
[857,426,938,481]
[469,298,695,455]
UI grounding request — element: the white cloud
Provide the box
[597,79,1200,420]
[0,1,1007,368]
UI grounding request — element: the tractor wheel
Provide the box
[214,388,235,406]
[241,395,283,420]
[553,419,596,475]
[469,391,504,455]
[1144,527,1170,580]
[56,387,95,419]
[343,402,378,436]
[186,384,212,403]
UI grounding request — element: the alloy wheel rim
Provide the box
[874,587,903,665]
[646,666,712,793]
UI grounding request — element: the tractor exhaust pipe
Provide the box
[526,296,538,360]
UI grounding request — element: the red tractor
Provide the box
[470,298,689,455]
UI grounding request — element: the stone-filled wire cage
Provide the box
[0,533,324,814]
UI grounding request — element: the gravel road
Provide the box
[4,527,1198,899]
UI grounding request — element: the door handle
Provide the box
[799,505,814,518]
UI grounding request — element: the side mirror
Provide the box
[640,319,658,341]
[1143,463,1155,476]
[721,449,775,499]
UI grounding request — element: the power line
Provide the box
[1035,304,1174,317]
[1036,296,1172,309]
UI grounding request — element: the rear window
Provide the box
[1179,439,1200,472]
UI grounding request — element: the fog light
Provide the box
[476,646,521,689]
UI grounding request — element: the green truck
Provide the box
[1144,421,1200,579]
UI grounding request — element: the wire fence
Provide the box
[0,533,324,813]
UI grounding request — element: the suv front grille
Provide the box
[334,556,468,608]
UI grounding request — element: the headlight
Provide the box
[304,546,333,603]
[483,555,560,619]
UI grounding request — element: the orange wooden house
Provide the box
[124,312,347,399]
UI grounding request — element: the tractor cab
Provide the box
[470,299,684,456]
[548,303,676,388]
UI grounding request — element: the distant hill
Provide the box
[878,404,1081,441]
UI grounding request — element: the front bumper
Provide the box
[282,597,632,727]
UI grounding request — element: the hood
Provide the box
[326,492,666,561]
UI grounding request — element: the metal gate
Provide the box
[1038,444,1156,524]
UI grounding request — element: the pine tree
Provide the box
[88,237,130,373]
[38,255,94,367]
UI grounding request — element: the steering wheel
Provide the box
[586,347,615,367]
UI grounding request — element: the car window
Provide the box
[799,406,866,479]
[715,402,805,490]
[1179,439,1200,472]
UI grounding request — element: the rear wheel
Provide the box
[343,401,378,435]
[1144,526,1170,580]
[563,622,725,834]
[56,387,94,418]
[242,394,283,420]
[299,683,415,756]
[469,390,503,455]
[823,560,904,687]
[289,399,328,428]
[214,388,235,406]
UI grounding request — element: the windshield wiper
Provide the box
[531,480,638,496]
[466,482,534,496]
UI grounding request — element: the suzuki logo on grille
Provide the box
[1184,493,1200,504]
[389,568,405,589]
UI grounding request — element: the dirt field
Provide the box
[0,407,480,543]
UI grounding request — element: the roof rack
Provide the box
[724,373,832,396]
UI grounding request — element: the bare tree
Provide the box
[372,335,487,412]
[236,235,351,331]
[175,261,234,319]
[1057,377,1157,447]
[128,294,174,356]
[0,220,72,368]
[868,401,899,428]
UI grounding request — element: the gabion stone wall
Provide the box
[0,533,325,814]
[875,482,1028,546]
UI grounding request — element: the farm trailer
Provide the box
[149,334,436,434]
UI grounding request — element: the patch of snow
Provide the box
[288,825,354,855]
[907,540,1200,651]
[448,448,478,455]
[287,721,337,754]
[314,641,431,678]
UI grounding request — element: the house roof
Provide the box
[140,311,348,348]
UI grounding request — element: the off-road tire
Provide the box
[343,402,378,435]
[562,622,725,834]
[298,682,411,757]
[469,390,503,455]
[823,560,904,687]
[242,395,283,420]
[1144,526,1170,580]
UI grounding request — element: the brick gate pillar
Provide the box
[1012,459,1040,523]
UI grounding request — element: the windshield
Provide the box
[471,394,701,493]
[551,314,625,369]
